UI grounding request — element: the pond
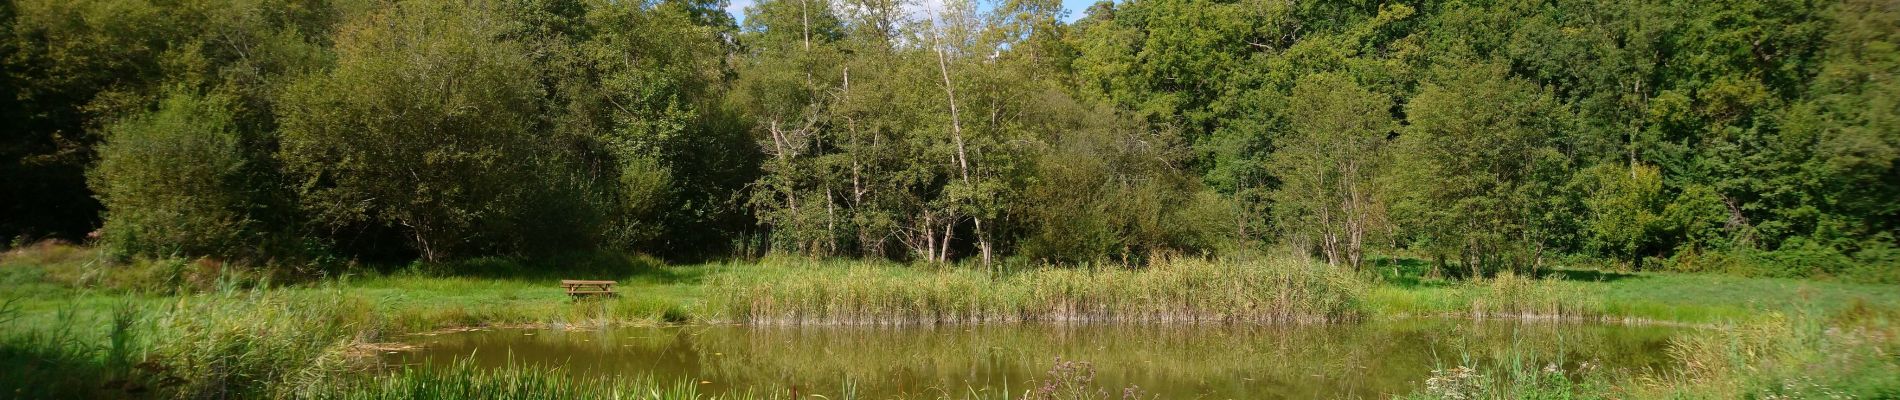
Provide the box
[384,320,1683,399]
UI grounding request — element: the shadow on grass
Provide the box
[1370,257,1451,288]
[1371,256,1642,286]
[1535,269,1639,283]
[0,347,119,399]
[0,329,170,399]
[397,251,709,285]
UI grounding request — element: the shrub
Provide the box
[275,0,585,262]
[90,90,256,259]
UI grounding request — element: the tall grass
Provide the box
[148,287,381,398]
[1629,303,1900,398]
[0,241,299,295]
[706,257,1365,325]
[0,285,384,398]
[1462,272,1603,319]
[1402,303,1900,399]
[1365,272,1606,321]
[0,299,131,398]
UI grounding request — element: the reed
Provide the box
[1460,272,1603,319]
[705,257,1365,325]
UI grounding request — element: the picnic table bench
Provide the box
[562,280,617,298]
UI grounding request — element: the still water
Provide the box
[385,320,1682,399]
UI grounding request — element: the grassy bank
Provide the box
[2,243,1898,398]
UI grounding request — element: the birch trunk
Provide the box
[933,28,991,268]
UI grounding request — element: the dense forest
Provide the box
[0,0,1895,281]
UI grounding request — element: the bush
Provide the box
[1672,237,1900,284]
[90,90,256,259]
[275,0,584,262]
[1845,239,1900,283]
[1014,117,1238,265]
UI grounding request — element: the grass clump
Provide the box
[0,286,382,399]
[0,299,143,398]
[707,257,1363,325]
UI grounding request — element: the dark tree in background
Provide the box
[0,0,1891,281]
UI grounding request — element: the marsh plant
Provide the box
[1029,357,1149,400]
[708,257,1364,325]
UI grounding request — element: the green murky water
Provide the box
[385,320,1682,399]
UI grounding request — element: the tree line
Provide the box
[1,0,1894,281]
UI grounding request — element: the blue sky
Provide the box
[725,0,1100,26]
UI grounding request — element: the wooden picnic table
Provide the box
[562,279,617,297]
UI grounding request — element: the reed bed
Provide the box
[705,257,1366,325]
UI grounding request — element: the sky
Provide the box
[724,0,1100,26]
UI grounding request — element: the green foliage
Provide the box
[554,0,756,256]
[276,0,571,261]
[0,0,1895,280]
[1390,62,1569,276]
[1267,73,1393,269]
[90,91,254,258]
[1576,164,1669,269]
[1014,101,1234,264]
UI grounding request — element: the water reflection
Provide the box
[386,320,1680,399]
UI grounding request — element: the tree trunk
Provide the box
[932,27,990,269]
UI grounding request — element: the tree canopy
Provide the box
[0,0,1893,281]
